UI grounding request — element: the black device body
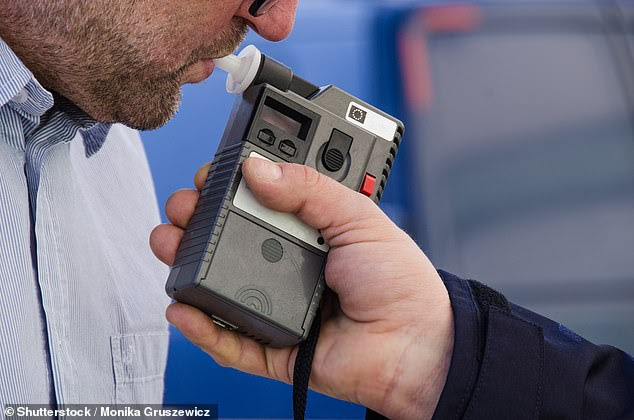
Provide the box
[166,65,403,347]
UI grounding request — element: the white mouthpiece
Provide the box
[213,45,262,94]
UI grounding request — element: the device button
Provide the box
[323,149,344,172]
[322,129,352,172]
[279,140,296,157]
[258,129,276,145]
[360,174,376,197]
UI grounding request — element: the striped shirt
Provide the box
[0,38,170,407]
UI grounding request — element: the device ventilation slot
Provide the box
[393,125,403,146]
[375,127,403,202]
[172,144,242,268]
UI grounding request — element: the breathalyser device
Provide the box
[166,45,404,347]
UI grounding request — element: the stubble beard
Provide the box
[0,1,249,130]
[88,18,249,130]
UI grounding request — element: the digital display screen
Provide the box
[260,97,312,140]
[261,104,302,138]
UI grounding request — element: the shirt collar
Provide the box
[0,38,111,157]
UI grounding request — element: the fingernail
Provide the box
[250,158,282,181]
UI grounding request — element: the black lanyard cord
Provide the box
[292,310,321,420]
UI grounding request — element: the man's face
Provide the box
[1,0,298,130]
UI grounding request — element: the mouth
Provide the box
[181,59,216,84]
[179,44,244,85]
[177,20,247,85]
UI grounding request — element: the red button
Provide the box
[360,174,376,197]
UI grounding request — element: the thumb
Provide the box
[241,157,390,245]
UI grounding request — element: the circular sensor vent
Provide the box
[261,238,283,263]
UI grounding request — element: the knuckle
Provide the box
[150,223,171,243]
[212,355,233,368]
[195,163,211,183]
[290,163,326,191]
[166,188,191,205]
[264,347,284,382]
[149,224,162,238]
[164,193,177,210]
[301,165,322,188]
[196,162,211,175]
[206,330,242,368]
[149,224,163,242]
[196,338,233,367]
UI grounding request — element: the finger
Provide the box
[149,224,184,266]
[165,189,199,229]
[241,158,392,246]
[194,162,212,191]
[166,302,296,383]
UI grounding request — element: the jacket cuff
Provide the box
[432,271,483,419]
[433,271,544,419]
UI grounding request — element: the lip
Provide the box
[183,59,216,84]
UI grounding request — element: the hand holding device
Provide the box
[151,159,454,418]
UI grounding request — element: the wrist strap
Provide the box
[292,310,321,420]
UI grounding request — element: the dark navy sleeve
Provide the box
[431,271,634,419]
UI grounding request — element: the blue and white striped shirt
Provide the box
[0,38,170,407]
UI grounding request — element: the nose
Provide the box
[235,0,297,42]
